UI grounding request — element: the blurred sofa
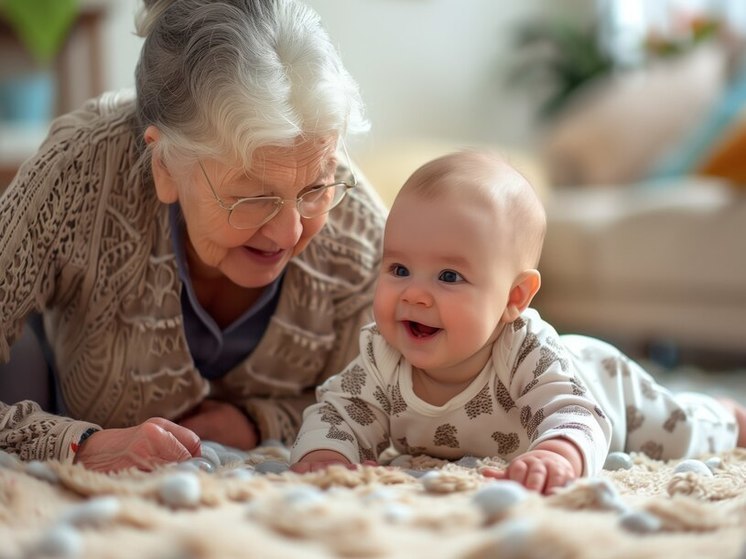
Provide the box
[534,177,746,359]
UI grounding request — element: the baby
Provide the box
[290,150,746,493]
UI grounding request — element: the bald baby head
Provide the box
[396,150,547,269]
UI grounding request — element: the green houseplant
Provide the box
[508,19,615,121]
[0,0,79,123]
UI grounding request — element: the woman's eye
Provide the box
[390,264,409,277]
[439,270,463,283]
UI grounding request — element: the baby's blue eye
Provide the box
[439,270,463,283]
[391,264,409,277]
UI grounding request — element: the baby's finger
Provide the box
[507,460,530,486]
[545,467,574,494]
[523,462,548,493]
[480,467,507,479]
[290,462,312,474]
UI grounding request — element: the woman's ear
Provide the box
[144,125,179,204]
[501,269,541,323]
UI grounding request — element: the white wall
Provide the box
[102,0,594,158]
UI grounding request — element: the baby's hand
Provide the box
[290,449,357,473]
[481,440,583,495]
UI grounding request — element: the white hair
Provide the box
[134,0,368,170]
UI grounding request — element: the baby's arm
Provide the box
[289,343,391,470]
[290,449,353,473]
[482,438,583,495]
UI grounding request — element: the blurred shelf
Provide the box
[0,122,49,165]
[0,122,49,189]
[1,2,112,191]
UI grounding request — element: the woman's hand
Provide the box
[178,399,259,450]
[73,417,201,472]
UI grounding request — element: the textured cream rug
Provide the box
[2,446,746,559]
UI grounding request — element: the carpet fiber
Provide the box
[2,446,746,559]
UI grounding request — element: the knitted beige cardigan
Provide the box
[0,91,386,463]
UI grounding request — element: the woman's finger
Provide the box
[146,417,202,457]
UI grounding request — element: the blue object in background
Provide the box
[0,70,55,124]
[650,61,746,179]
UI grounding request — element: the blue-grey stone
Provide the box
[177,457,216,474]
[221,466,255,480]
[389,454,413,468]
[0,450,22,470]
[383,503,413,524]
[403,469,431,479]
[199,445,220,467]
[604,451,633,471]
[26,460,60,484]
[455,456,481,469]
[619,510,662,533]
[472,481,529,520]
[60,496,121,528]
[254,460,289,475]
[282,485,326,508]
[674,459,713,477]
[159,472,201,508]
[704,456,722,473]
[35,524,83,558]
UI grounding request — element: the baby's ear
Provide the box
[501,269,541,323]
[144,125,179,204]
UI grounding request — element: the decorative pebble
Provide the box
[472,481,529,520]
[254,460,289,475]
[389,454,413,468]
[382,503,413,524]
[704,456,722,472]
[201,440,226,454]
[221,467,255,480]
[158,472,202,508]
[215,450,246,467]
[199,445,221,467]
[176,457,216,474]
[0,449,22,470]
[419,470,443,491]
[282,485,326,508]
[60,496,121,528]
[619,510,662,533]
[34,524,83,559]
[361,487,398,504]
[403,469,431,479]
[582,478,628,513]
[674,459,714,477]
[26,460,60,484]
[604,451,633,471]
[455,456,481,469]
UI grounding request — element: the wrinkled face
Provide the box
[373,190,518,383]
[159,136,338,289]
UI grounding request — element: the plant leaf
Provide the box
[1,0,79,66]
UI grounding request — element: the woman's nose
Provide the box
[260,202,303,248]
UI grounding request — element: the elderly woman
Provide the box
[0,0,385,472]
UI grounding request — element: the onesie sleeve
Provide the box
[498,311,613,476]
[290,325,393,463]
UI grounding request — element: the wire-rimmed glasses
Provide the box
[198,142,357,230]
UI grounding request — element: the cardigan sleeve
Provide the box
[0,109,105,462]
[290,326,393,463]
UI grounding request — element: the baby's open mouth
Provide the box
[405,321,441,338]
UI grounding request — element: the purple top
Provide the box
[169,204,282,379]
